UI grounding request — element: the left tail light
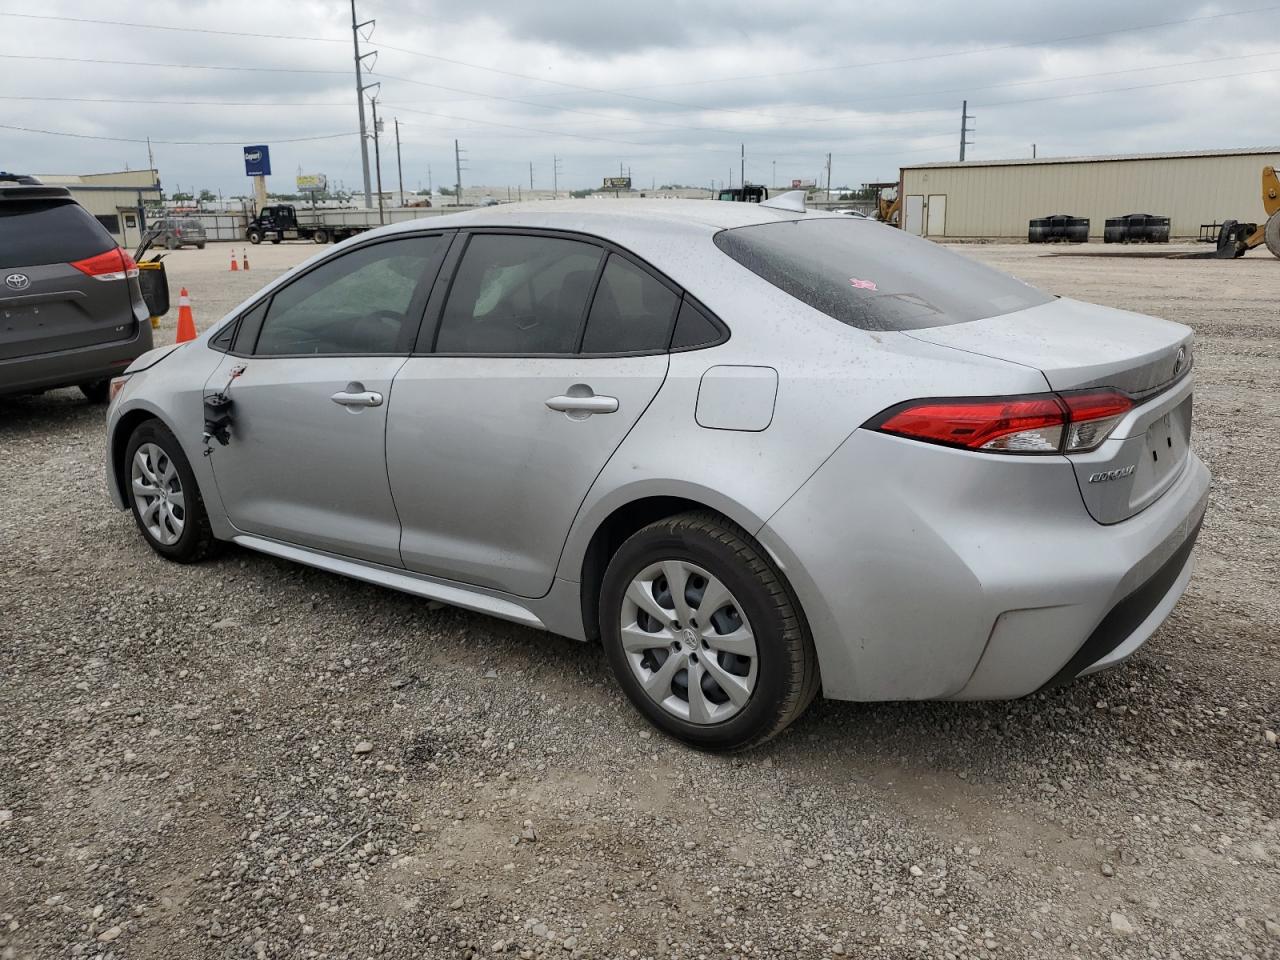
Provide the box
[865,388,1134,455]
[71,247,139,281]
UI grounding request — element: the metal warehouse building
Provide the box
[35,169,162,248]
[899,146,1280,240]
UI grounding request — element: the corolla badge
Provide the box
[1088,464,1135,483]
[4,273,30,291]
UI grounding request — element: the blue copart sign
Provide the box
[243,145,271,177]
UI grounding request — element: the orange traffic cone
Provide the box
[229,248,238,272]
[241,248,250,271]
[176,288,197,343]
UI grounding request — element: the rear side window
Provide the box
[581,254,679,354]
[713,218,1052,331]
[671,298,724,350]
[0,200,115,269]
[435,234,603,354]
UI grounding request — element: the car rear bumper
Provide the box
[0,322,153,396]
[757,429,1211,702]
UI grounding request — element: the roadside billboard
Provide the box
[243,145,272,177]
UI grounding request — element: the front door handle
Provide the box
[331,388,384,408]
[545,393,619,415]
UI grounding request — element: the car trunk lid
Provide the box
[907,297,1194,524]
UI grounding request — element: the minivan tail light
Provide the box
[867,388,1133,455]
[71,247,139,281]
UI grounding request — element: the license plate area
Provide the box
[1129,395,1191,510]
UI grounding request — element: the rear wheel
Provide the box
[1266,211,1280,259]
[270,235,282,245]
[124,419,216,563]
[79,380,109,403]
[313,229,329,244]
[196,241,206,250]
[599,511,819,751]
[164,236,178,250]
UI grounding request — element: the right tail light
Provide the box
[865,388,1134,455]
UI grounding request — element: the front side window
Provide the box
[714,217,1052,331]
[434,233,603,354]
[254,235,442,356]
[580,254,679,354]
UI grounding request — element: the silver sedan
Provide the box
[104,197,1209,750]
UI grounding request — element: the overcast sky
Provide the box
[1,0,1277,197]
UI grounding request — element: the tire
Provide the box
[1266,212,1280,260]
[123,419,217,564]
[599,511,819,751]
[164,236,179,251]
[313,229,329,244]
[270,236,282,245]
[196,242,206,250]
[79,380,110,403]
[247,230,262,245]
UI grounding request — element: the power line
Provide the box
[0,52,347,75]
[0,11,345,43]
[0,95,349,107]
[0,123,357,145]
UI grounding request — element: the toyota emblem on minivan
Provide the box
[5,273,30,291]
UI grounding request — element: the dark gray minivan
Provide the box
[0,173,154,402]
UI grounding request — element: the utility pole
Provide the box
[427,164,432,194]
[959,100,975,162]
[350,0,376,209]
[553,155,562,199]
[825,152,832,203]
[772,159,776,189]
[370,97,385,223]
[529,161,534,191]
[1032,143,1037,159]
[394,117,404,207]
[454,139,464,207]
[740,143,745,189]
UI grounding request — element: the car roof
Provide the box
[382,198,840,239]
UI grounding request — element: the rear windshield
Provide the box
[713,217,1052,331]
[182,219,202,230]
[0,200,115,269]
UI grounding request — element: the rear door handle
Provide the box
[545,393,619,415]
[331,389,383,408]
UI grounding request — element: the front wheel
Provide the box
[1266,211,1280,259]
[313,229,329,244]
[600,512,819,751]
[124,419,217,563]
[247,230,262,245]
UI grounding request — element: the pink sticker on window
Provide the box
[849,278,877,291]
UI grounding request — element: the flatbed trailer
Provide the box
[245,204,451,244]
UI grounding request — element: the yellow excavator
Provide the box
[1215,166,1280,258]
[868,181,901,226]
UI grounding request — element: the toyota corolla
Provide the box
[104,197,1209,750]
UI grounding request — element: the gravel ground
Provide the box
[1,240,1277,960]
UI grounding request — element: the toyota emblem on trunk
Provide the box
[4,273,30,291]
[1173,346,1186,376]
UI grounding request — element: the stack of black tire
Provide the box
[1028,214,1089,243]
[1103,213,1170,243]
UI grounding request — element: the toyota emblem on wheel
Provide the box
[4,273,30,291]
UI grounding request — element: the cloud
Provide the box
[1,0,1275,195]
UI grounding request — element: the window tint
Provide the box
[435,234,602,354]
[254,236,440,355]
[671,298,724,350]
[714,218,1052,332]
[581,255,678,354]
[0,200,115,269]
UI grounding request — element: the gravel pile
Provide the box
[0,243,1277,959]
